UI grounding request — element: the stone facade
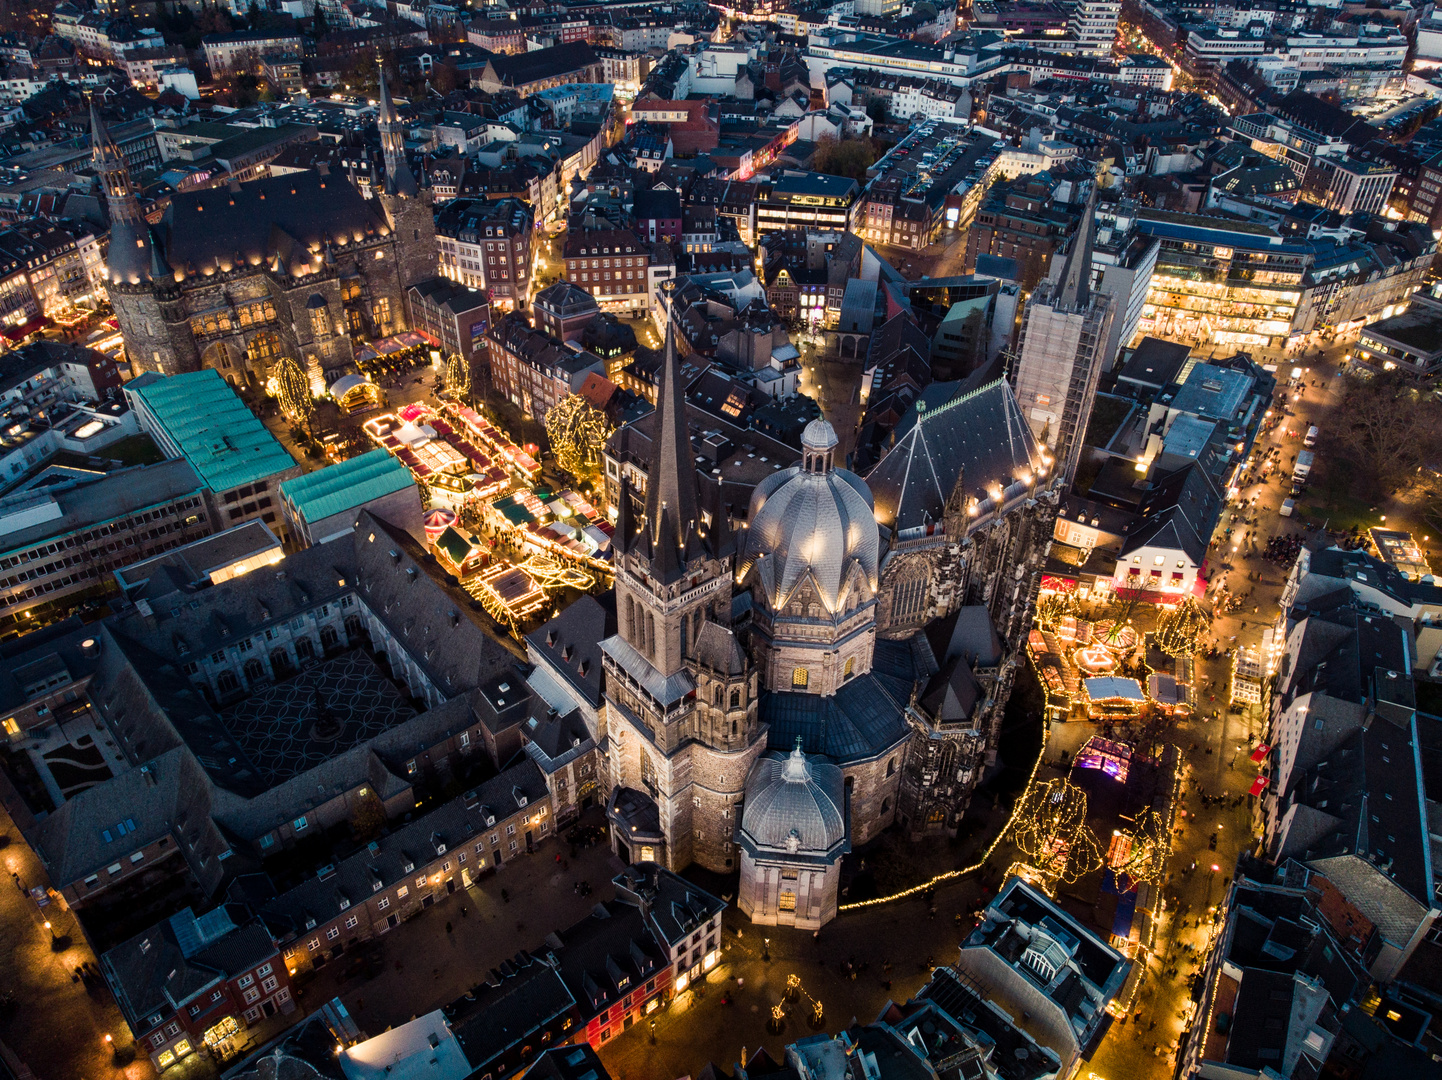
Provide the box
[94,98,436,385]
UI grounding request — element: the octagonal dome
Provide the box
[739,420,878,614]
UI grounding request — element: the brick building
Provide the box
[562,228,652,314]
[102,905,295,1071]
[485,313,605,419]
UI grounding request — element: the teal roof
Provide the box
[279,449,415,525]
[130,370,297,493]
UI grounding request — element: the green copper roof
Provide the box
[129,370,297,493]
[280,449,415,525]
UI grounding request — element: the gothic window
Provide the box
[792,667,808,688]
[372,297,392,332]
[730,689,741,709]
[881,798,891,813]
[891,572,929,621]
[641,754,657,791]
[844,657,855,680]
[645,612,656,660]
[626,596,636,645]
[242,658,265,683]
[886,757,896,777]
[216,670,239,695]
[731,720,738,735]
[310,306,330,339]
[714,686,723,705]
[295,636,316,662]
[246,331,282,364]
[320,625,339,650]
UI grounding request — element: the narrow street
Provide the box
[0,807,151,1080]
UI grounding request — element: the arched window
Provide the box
[320,624,339,650]
[730,688,741,709]
[882,797,891,814]
[886,757,896,777]
[343,614,363,641]
[844,656,855,679]
[242,658,265,683]
[714,685,723,705]
[270,648,294,677]
[731,719,738,735]
[216,670,239,695]
[295,636,316,662]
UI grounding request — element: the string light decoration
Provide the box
[1010,777,1103,886]
[1155,597,1210,658]
[274,356,314,428]
[1035,591,1078,631]
[544,394,612,485]
[839,717,1051,912]
[518,552,598,593]
[444,353,470,398]
[1107,807,1173,889]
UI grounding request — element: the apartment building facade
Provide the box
[435,197,533,311]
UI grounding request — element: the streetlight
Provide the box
[763,936,771,962]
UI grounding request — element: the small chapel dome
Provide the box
[738,743,847,856]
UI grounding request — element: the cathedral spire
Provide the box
[1054,182,1099,311]
[642,289,703,584]
[376,59,419,198]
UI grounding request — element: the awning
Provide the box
[1248,776,1268,797]
[1,316,50,341]
[1249,744,1270,763]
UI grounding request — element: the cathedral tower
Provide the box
[373,62,438,296]
[601,290,765,872]
[91,100,194,375]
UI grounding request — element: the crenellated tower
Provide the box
[91,100,195,375]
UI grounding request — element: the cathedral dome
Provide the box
[739,420,878,614]
[739,744,847,856]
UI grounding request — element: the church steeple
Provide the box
[637,289,706,585]
[376,60,419,198]
[1054,182,1099,311]
[90,99,144,226]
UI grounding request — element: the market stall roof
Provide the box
[1083,676,1145,701]
[329,373,372,399]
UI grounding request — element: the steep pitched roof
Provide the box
[865,378,1043,533]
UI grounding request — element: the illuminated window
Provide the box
[844,657,855,679]
[639,845,656,862]
[778,892,797,912]
[792,667,808,688]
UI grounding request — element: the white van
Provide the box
[1303,425,1319,448]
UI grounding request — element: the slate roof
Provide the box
[280,449,415,526]
[865,378,1043,533]
[1118,336,1189,390]
[448,964,576,1072]
[759,639,914,764]
[159,169,388,274]
[127,370,297,493]
[526,593,614,710]
[482,41,599,88]
[252,759,548,938]
[103,904,277,1033]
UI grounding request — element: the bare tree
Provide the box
[1330,372,1442,496]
